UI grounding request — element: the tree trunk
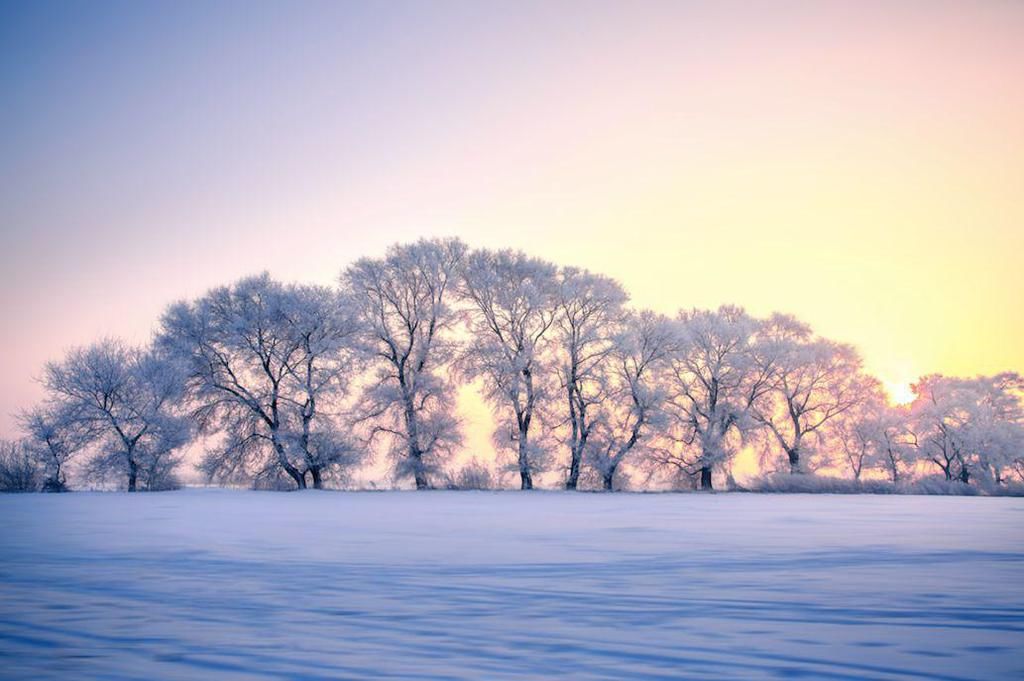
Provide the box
[565,387,581,490]
[959,467,970,484]
[127,460,138,493]
[603,468,615,491]
[518,426,533,490]
[566,445,581,490]
[566,436,587,490]
[310,466,323,490]
[410,449,429,490]
[400,387,431,490]
[272,438,306,489]
[700,466,713,490]
[788,449,801,474]
[414,467,429,490]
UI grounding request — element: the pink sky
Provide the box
[1,0,1022,441]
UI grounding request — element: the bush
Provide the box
[746,472,996,495]
[748,473,871,494]
[988,481,1024,497]
[898,476,981,496]
[0,441,43,492]
[444,459,495,490]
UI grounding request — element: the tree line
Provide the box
[2,238,1022,493]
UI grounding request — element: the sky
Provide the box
[1,0,1023,443]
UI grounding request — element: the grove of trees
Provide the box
[4,238,1023,493]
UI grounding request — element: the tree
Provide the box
[867,404,917,483]
[158,275,360,489]
[829,380,916,482]
[752,316,869,474]
[910,373,1024,485]
[41,339,189,492]
[662,306,775,490]
[19,404,94,492]
[343,238,466,489]
[832,396,877,481]
[552,267,627,490]
[970,373,1024,485]
[281,284,365,488]
[587,311,674,490]
[459,249,559,490]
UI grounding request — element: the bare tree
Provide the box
[587,311,674,490]
[343,239,466,489]
[41,339,189,491]
[459,249,559,490]
[753,315,869,474]
[552,267,627,489]
[661,306,775,490]
[158,275,360,489]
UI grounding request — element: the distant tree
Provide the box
[830,380,916,482]
[19,404,94,492]
[971,373,1024,485]
[343,239,466,489]
[159,275,360,489]
[661,306,775,490]
[0,440,42,492]
[869,405,917,483]
[552,267,627,490]
[832,394,879,481]
[910,373,1024,485]
[752,316,870,474]
[587,311,674,490]
[459,249,559,490]
[41,340,189,492]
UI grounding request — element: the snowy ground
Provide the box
[0,490,1022,680]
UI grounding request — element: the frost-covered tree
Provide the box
[587,311,674,490]
[752,315,870,474]
[343,239,466,489]
[870,405,917,483]
[831,392,879,481]
[552,267,628,489]
[661,306,775,490]
[159,275,360,489]
[281,284,365,488]
[41,340,189,491]
[970,373,1024,485]
[910,373,1024,485]
[830,380,914,481]
[459,249,559,490]
[833,391,917,483]
[19,404,94,492]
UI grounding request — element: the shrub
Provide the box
[445,459,495,490]
[0,441,43,492]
